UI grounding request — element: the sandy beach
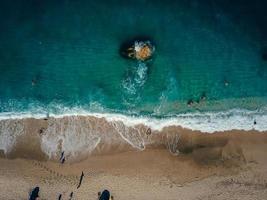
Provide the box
[1,0,267,199]
[0,117,267,199]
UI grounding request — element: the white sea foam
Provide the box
[41,116,101,159]
[122,64,147,95]
[0,119,25,154]
[0,107,266,158]
[111,121,145,150]
[91,109,267,133]
[0,107,266,133]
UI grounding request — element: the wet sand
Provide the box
[0,117,267,199]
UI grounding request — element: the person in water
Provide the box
[31,79,37,86]
[29,186,40,200]
[187,99,194,106]
[77,171,84,189]
[200,92,206,101]
[224,79,229,86]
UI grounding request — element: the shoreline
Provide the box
[0,115,267,162]
[0,106,267,133]
[1,115,267,199]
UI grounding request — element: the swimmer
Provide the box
[224,80,229,86]
[200,92,206,101]
[187,99,194,106]
[31,79,36,86]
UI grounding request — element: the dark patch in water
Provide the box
[262,52,267,61]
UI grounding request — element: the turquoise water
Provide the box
[0,0,267,117]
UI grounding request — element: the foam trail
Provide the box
[0,108,266,160]
[122,62,148,95]
[0,119,25,154]
[41,116,101,159]
[90,108,267,133]
[111,121,145,150]
[122,61,148,106]
[0,107,267,133]
[165,132,181,156]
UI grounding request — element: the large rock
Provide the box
[121,40,155,61]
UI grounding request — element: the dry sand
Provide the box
[0,128,267,200]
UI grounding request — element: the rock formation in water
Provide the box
[121,40,155,61]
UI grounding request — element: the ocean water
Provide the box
[0,0,267,132]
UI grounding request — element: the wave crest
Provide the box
[0,107,267,160]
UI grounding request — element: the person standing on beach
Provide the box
[98,190,114,200]
[77,171,84,189]
[61,157,65,164]
[146,128,151,138]
[59,151,65,164]
[69,191,73,200]
[60,151,64,161]
[29,186,40,200]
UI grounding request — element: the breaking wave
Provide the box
[0,106,267,160]
[1,106,267,132]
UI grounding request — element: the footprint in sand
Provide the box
[32,160,76,186]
